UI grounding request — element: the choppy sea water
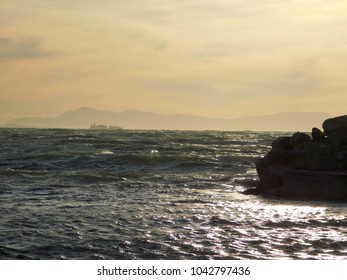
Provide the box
[0,128,346,260]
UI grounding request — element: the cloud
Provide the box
[0,37,52,63]
[138,78,215,95]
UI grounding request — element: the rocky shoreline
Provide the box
[246,115,347,201]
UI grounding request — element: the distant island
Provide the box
[1,107,332,131]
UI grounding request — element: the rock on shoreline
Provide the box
[247,115,347,201]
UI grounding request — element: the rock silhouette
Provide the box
[247,115,347,201]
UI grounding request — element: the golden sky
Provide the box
[1,0,347,119]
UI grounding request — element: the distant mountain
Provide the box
[2,107,333,131]
[0,114,20,124]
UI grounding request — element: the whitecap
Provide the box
[98,150,114,155]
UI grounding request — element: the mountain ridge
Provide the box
[2,107,333,131]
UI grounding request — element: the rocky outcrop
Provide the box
[322,115,347,135]
[246,115,347,201]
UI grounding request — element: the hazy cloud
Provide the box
[0,37,52,63]
[139,78,215,95]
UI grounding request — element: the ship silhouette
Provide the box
[90,123,122,130]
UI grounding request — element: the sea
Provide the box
[0,128,346,260]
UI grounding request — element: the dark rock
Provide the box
[326,130,347,146]
[242,188,263,195]
[267,168,347,201]
[249,115,347,201]
[323,115,347,135]
[255,149,290,176]
[290,132,311,146]
[259,166,285,191]
[271,137,292,150]
[311,127,325,143]
[249,164,347,201]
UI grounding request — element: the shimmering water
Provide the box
[0,128,346,259]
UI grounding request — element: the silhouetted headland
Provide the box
[245,115,347,201]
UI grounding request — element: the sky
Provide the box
[1,0,347,121]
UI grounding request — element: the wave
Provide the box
[2,129,346,260]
